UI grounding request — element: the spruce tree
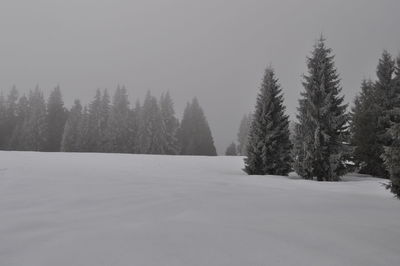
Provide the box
[61,100,83,152]
[350,79,385,176]
[138,91,167,154]
[2,86,19,149]
[76,106,91,152]
[127,100,142,153]
[237,114,251,156]
[87,89,108,152]
[0,91,6,149]
[383,56,400,197]
[20,87,48,151]
[9,94,29,150]
[104,86,131,153]
[45,86,67,151]
[225,142,237,156]
[160,92,180,155]
[294,37,348,181]
[244,67,292,176]
[179,98,217,156]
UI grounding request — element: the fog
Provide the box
[1,0,400,153]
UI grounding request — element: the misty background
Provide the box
[1,0,400,153]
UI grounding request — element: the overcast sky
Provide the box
[1,0,400,153]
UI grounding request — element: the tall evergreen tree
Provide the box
[86,89,110,152]
[244,68,292,175]
[138,91,167,154]
[294,37,348,181]
[2,86,19,149]
[179,98,217,156]
[20,87,48,151]
[350,79,385,176]
[76,106,91,152]
[127,100,142,153]
[160,92,180,155]
[45,86,67,151]
[237,114,251,156]
[0,91,6,149]
[61,100,83,152]
[9,94,29,150]
[383,56,400,197]
[104,86,131,153]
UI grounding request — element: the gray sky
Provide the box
[1,0,400,154]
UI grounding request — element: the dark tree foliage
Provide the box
[138,91,167,154]
[244,67,292,176]
[237,114,251,156]
[383,56,400,197]
[350,80,386,177]
[225,142,237,156]
[104,86,131,153]
[61,100,83,152]
[20,87,48,151]
[294,37,349,181]
[160,92,180,155]
[179,98,217,156]
[45,86,67,152]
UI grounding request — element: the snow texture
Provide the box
[0,151,399,266]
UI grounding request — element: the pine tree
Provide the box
[0,91,6,149]
[98,89,111,151]
[225,142,237,156]
[350,79,385,176]
[76,106,91,152]
[9,94,29,150]
[2,86,19,149]
[294,37,348,181]
[20,87,48,151]
[237,114,251,156]
[179,98,217,156]
[127,100,142,153]
[160,92,180,155]
[244,67,292,175]
[87,89,109,152]
[104,86,131,153]
[383,56,400,197]
[61,100,83,152]
[45,86,67,151]
[138,91,167,154]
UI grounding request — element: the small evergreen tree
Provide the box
[45,86,67,151]
[294,37,348,181]
[237,114,251,156]
[225,142,237,156]
[244,67,292,175]
[61,100,83,152]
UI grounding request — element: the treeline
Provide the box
[0,86,217,156]
[241,37,399,198]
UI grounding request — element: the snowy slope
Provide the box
[0,151,399,266]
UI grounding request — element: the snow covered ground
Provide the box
[0,151,399,266]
